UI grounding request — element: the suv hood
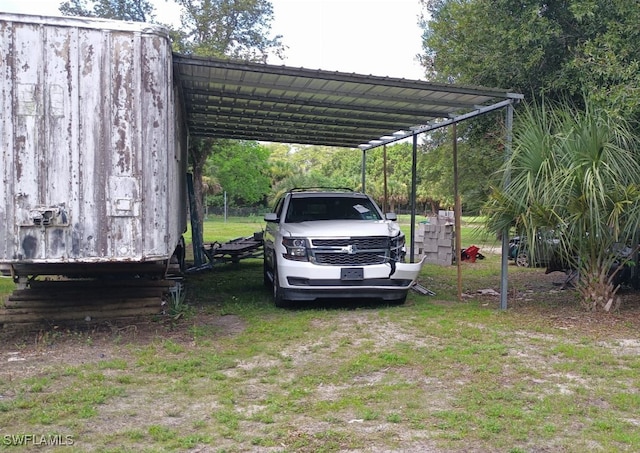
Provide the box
[281,220,402,238]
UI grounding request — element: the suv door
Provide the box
[263,195,287,286]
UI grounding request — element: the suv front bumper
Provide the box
[276,258,425,301]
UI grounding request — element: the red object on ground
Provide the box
[462,245,480,263]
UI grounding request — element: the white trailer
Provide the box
[0,13,188,281]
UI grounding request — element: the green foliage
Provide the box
[264,142,434,212]
[205,140,271,206]
[58,0,155,21]
[419,0,640,216]
[0,278,14,305]
[265,144,359,206]
[568,0,640,124]
[167,282,192,319]
[423,0,549,87]
[262,139,500,215]
[172,0,284,61]
[485,98,640,310]
[420,0,640,118]
[362,144,413,212]
[171,0,283,248]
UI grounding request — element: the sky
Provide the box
[0,0,426,80]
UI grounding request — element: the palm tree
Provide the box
[485,99,640,311]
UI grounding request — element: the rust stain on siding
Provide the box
[15,136,25,180]
[116,128,130,173]
[113,57,133,174]
[82,43,94,76]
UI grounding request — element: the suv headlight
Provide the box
[282,237,309,261]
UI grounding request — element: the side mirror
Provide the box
[385,213,397,221]
[264,213,278,222]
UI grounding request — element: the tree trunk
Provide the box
[575,262,620,312]
[189,139,213,252]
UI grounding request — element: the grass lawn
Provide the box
[1,218,639,452]
[191,214,496,243]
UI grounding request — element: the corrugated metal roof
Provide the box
[173,54,522,149]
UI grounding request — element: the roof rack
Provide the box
[289,187,355,193]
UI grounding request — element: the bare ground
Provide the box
[1,267,640,452]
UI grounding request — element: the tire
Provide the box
[387,294,407,306]
[516,251,531,267]
[272,264,288,308]
[263,256,271,288]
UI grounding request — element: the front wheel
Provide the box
[272,264,288,308]
[387,294,407,306]
[263,257,271,288]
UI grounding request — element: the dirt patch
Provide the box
[0,313,247,380]
[491,267,640,334]
[1,269,640,452]
[2,270,639,381]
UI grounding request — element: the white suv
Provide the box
[263,188,424,306]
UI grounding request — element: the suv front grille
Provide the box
[311,237,389,248]
[314,252,387,265]
[309,236,390,266]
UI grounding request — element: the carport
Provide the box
[172,55,523,308]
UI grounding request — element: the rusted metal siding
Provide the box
[0,13,187,267]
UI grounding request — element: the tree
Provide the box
[484,98,640,311]
[420,0,585,102]
[364,144,412,212]
[417,0,579,212]
[269,172,336,206]
[265,143,296,188]
[568,0,640,125]
[59,0,155,21]
[173,0,284,254]
[316,147,363,190]
[205,140,271,206]
[418,0,640,214]
[264,144,353,205]
[420,0,640,120]
[188,137,216,234]
[173,0,284,60]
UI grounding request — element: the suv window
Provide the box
[272,196,285,219]
[284,196,382,223]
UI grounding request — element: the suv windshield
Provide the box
[284,196,382,223]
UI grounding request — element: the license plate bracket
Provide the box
[341,267,364,280]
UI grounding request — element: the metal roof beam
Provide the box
[173,55,520,99]
[189,118,410,137]
[176,76,484,110]
[189,128,362,148]
[188,122,377,143]
[359,98,518,150]
[182,89,450,118]
[173,55,523,148]
[186,106,435,131]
